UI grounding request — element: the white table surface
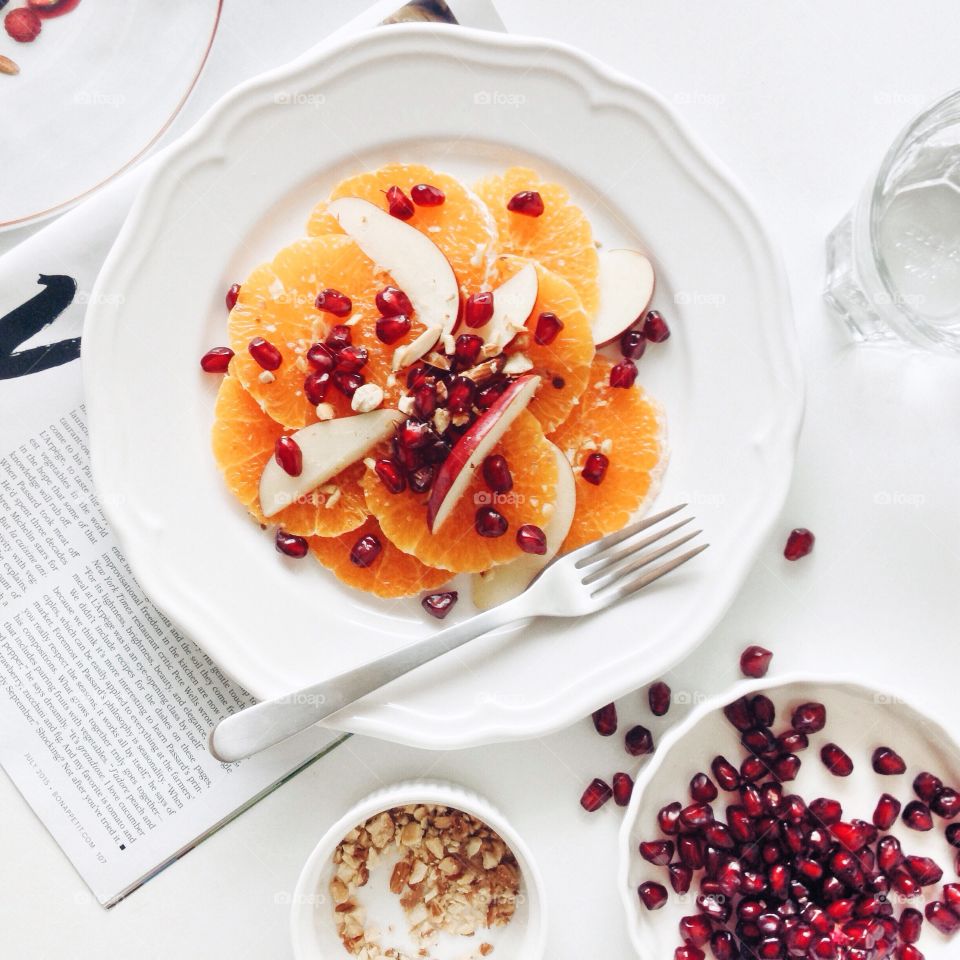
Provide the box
[4,1,960,957]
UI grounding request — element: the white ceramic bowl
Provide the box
[291,780,546,960]
[618,674,960,959]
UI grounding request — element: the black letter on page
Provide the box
[0,274,80,380]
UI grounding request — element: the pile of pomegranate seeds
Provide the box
[633,685,960,960]
[784,527,815,561]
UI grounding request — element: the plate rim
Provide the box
[84,23,804,748]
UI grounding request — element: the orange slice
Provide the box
[548,356,665,552]
[474,166,600,317]
[496,255,594,433]
[307,162,498,295]
[309,517,451,599]
[211,375,367,537]
[363,410,559,573]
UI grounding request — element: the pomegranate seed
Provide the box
[809,797,843,824]
[410,183,445,206]
[669,862,693,894]
[516,524,547,555]
[750,694,776,726]
[658,801,681,834]
[727,807,755,843]
[248,336,282,370]
[791,702,827,734]
[642,309,670,342]
[946,883,960,908]
[336,345,368,372]
[679,914,713,948]
[612,771,633,806]
[314,288,352,317]
[506,190,544,217]
[649,680,671,716]
[375,285,413,317]
[947,823,960,848]
[905,855,943,885]
[332,370,364,397]
[898,946,924,960]
[475,506,507,538]
[410,383,436,419]
[408,464,435,494]
[385,185,415,220]
[620,328,646,360]
[610,357,638,388]
[5,8,41,41]
[740,756,767,783]
[674,947,705,960]
[274,529,308,559]
[591,703,617,736]
[350,533,382,568]
[741,726,776,756]
[708,930,738,960]
[625,724,655,757]
[878,835,904,872]
[933,788,960,819]
[778,730,809,753]
[476,382,503,409]
[421,591,457,619]
[225,283,241,311]
[580,777,612,812]
[447,375,476,413]
[637,880,667,909]
[873,794,902,830]
[464,291,494,328]
[724,697,755,732]
[374,459,406,494]
[925,901,960,935]
[581,452,609,485]
[274,436,303,476]
[640,840,674,867]
[784,527,815,560]
[375,314,411,345]
[690,773,718,803]
[832,820,876,851]
[200,346,234,372]
[470,456,510,497]
[820,743,854,777]
[899,907,923,943]
[454,333,483,367]
[774,754,802,782]
[680,802,714,830]
[678,836,704,869]
[399,418,432,450]
[740,644,773,678]
[534,311,564,345]
[325,324,353,352]
[873,747,907,776]
[913,772,943,802]
[893,867,920,897]
[307,342,336,371]
[304,371,331,405]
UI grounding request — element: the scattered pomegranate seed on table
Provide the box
[581,452,609,486]
[421,591,457,619]
[410,183,445,206]
[637,880,668,909]
[914,771,943,802]
[274,529,308,559]
[933,787,960,819]
[649,680,671,716]
[873,793,902,829]
[820,742,854,777]
[274,435,303,477]
[592,702,618,737]
[200,346,233,373]
[690,772,718,802]
[926,900,960,934]
[314,287,352,317]
[642,309,670,342]
[533,311,563,345]
[640,840,674,865]
[903,800,935,831]
[625,724,654,756]
[349,533,381,568]
[580,777,612,812]
[740,644,773,678]
[873,745,907,775]
[620,327,646,360]
[5,7,41,41]
[506,190,544,217]
[609,357,638,388]
[464,291,494,327]
[784,526,815,560]
[613,771,634,806]
[515,524,547,555]
[225,282,241,311]
[791,700,827,733]
[385,185,414,219]
[248,336,282,370]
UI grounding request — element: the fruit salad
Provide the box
[203,163,668,617]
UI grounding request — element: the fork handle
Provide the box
[208,597,526,762]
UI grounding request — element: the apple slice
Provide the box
[327,197,459,363]
[471,442,576,609]
[470,262,538,351]
[592,248,656,345]
[259,408,403,518]
[427,374,540,532]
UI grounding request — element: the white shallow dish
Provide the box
[618,675,960,959]
[84,25,802,748]
[290,779,546,960]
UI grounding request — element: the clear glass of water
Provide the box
[824,88,960,352]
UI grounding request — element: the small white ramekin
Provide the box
[291,779,547,960]
[617,673,960,959]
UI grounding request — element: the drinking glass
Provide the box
[824,88,960,353]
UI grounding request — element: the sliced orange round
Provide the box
[307,162,498,295]
[474,166,600,317]
[211,375,367,537]
[496,255,594,433]
[309,517,451,599]
[547,356,665,552]
[362,410,558,573]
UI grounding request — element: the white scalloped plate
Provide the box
[84,25,802,749]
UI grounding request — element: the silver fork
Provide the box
[209,505,706,762]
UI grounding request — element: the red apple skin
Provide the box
[426,374,540,531]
